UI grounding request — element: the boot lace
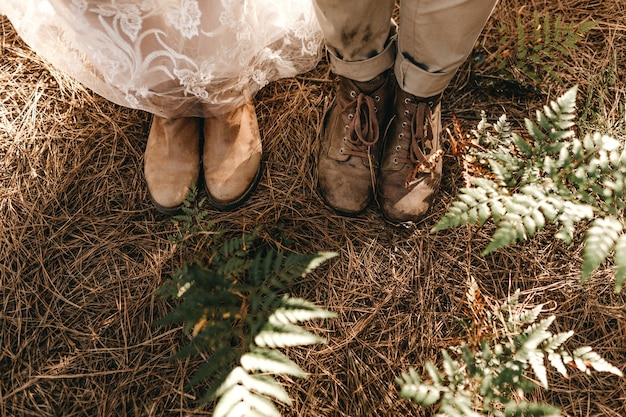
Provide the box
[395,97,442,188]
[339,91,380,160]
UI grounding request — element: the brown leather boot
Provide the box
[202,101,262,210]
[317,72,394,215]
[144,116,201,214]
[378,87,443,223]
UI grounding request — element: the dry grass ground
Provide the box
[1,1,625,416]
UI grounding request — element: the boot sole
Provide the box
[203,161,263,211]
[148,192,183,216]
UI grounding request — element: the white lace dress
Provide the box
[1,0,322,117]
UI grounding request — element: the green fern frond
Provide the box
[516,316,555,358]
[255,321,326,348]
[436,86,625,292]
[211,366,291,406]
[240,348,307,377]
[614,235,626,293]
[212,379,281,417]
[541,331,574,353]
[158,220,335,415]
[188,346,241,389]
[547,351,569,378]
[396,367,443,407]
[503,401,561,417]
[269,296,337,326]
[582,217,623,282]
[571,347,624,377]
[398,286,622,415]
[432,181,500,232]
[510,304,544,326]
[483,219,524,254]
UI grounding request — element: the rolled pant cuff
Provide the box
[394,55,456,98]
[327,35,396,82]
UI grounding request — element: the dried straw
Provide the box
[1,1,625,415]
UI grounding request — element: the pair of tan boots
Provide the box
[144,101,262,214]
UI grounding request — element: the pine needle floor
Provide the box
[1,1,625,416]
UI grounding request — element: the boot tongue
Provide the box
[353,73,386,95]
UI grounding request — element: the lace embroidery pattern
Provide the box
[1,0,322,117]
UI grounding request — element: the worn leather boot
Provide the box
[144,116,201,214]
[202,101,262,210]
[317,71,394,215]
[378,87,443,223]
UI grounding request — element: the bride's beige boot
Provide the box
[144,115,201,214]
[202,101,262,210]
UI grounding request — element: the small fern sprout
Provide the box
[396,279,623,416]
[434,86,626,293]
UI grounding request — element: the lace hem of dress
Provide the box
[1,0,323,117]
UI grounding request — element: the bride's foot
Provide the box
[202,101,262,210]
[144,116,201,214]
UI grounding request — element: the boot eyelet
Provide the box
[398,133,404,138]
[339,148,344,154]
[395,145,401,151]
[342,137,347,142]
[404,110,410,116]
[393,158,398,164]
[374,107,378,113]
[350,91,357,98]
[428,100,434,108]
[348,114,354,120]
[344,125,349,130]
[401,122,407,128]
[404,97,411,104]
[374,95,381,102]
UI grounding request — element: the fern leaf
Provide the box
[242,374,292,406]
[211,366,292,407]
[211,367,248,400]
[240,348,307,378]
[571,347,624,377]
[523,214,538,236]
[526,118,547,144]
[513,132,533,157]
[483,219,523,254]
[425,361,443,385]
[582,217,623,281]
[511,304,544,325]
[269,296,336,325]
[504,400,562,417]
[554,86,578,119]
[397,367,443,407]
[191,348,246,394]
[213,382,280,417]
[528,350,549,389]
[300,251,338,276]
[255,322,326,348]
[212,384,249,417]
[542,331,574,352]
[548,351,569,378]
[432,200,470,231]
[441,350,460,382]
[614,234,626,293]
[516,316,555,356]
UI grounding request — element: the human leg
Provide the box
[313,0,396,214]
[379,0,498,223]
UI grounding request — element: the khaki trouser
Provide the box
[312,0,498,97]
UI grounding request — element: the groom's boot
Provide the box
[317,71,394,214]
